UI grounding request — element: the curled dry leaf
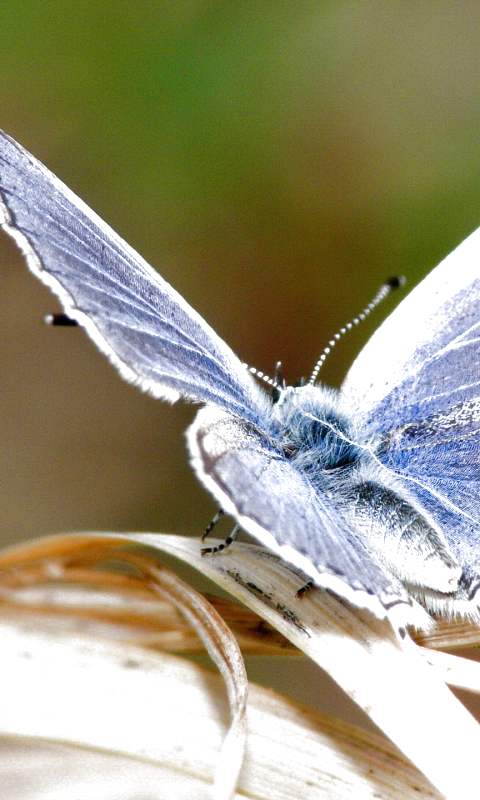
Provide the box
[417,647,480,697]
[142,563,248,800]
[413,617,480,651]
[0,614,442,800]
[0,535,247,800]
[132,532,480,800]
[0,531,478,798]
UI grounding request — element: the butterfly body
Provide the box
[0,130,478,631]
[190,382,463,624]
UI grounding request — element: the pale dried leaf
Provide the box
[0,610,441,799]
[128,533,480,800]
[0,531,478,798]
[413,618,480,650]
[0,539,248,800]
[0,738,208,800]
[145,565,248,800]
[0,569,292,656]
[418,647,480,695]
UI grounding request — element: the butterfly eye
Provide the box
[271,385,281,404]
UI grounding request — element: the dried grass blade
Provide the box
[144,564,248,800]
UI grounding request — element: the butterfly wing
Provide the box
[188,405,423,626]
[0,132,267,425]
[341,227,480,429]
[341,227,480,591]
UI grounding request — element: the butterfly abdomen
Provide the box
[343,480,461,597]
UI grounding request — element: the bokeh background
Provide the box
[0,1,477,725]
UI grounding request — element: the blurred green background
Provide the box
[0,1,477,723]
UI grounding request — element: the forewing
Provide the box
[341,227,480,430]
[0,132,267,424]
[188,406,420,625]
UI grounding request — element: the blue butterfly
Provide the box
[0,131,478,631]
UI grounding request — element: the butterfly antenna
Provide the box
[244,361,283,389]
[308,276,405,385]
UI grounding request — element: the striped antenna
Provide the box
[244,363,277,388]
[309,276,405,385]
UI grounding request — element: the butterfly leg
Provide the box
[201,524,240,555]
[201,508,225,541]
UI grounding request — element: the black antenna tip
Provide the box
[385,275,406,290]
[45,313,79,326]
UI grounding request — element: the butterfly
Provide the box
[0,130,478,632]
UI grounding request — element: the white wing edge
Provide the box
[0,196,180,403]
[0,134,227,351]
[187,405,431,633]
[341,225,480,410]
